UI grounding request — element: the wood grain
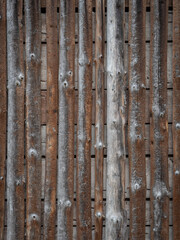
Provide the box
[76,0,93,239]
[128,0,146,239]
[25,1,42,239]
[173,0,180,239]
[105,0,127,239]
[150,0,169,239]
[6,1,25,239]
[0,1,6,239]
[57,0,75,239]
[94,0,105,239]
[43,0,58,239]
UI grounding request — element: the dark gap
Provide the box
[41,8,46,13]
[92,7,96,12]
[146,7,150,12]
[75,7,78,13]
[169,6,173,11]
[125,7,129,12]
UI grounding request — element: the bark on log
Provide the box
[94,0,105,239]
[173,0,180,239]
[0,1,6,239]
[6,1,25,239]
[57,0,75,239]
[76,0,92,239]
[25,1,41,239]
[105,1,127,239]
[150,0,169,239]
[43,0,58,239]
[128,0,146,239]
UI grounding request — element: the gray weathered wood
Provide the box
[6,0,25,239]
[105,0,127,239]
[57,0,75,239]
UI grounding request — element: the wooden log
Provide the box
[150,0,169,239]
[76,0,93,239]
[43,0,58,239]
[105,0,127,239]
[25,1,42,239]
[57,0,75,239]
[6,1,25,239]
[128,0,146,239]
[173,0,180,239]
[94,0,105,239]
[0,1,6,239]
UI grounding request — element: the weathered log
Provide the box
[25,0,41,239]
[43,0,58,239]
[150,0,169,239]
[76,0,93,239]
[94,0,105,239]
[0,1,6,239]
[173,0,180,239]
[128,0,146,239]
[105,0,127,239]
[6,1,25,239]
[57,0,75,239]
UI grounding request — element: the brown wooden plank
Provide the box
[128,0,146,239]
[25,0,42,239]
[6,0,25,239]
[0,1,6,239]
[43,0,58,239]
[94,0,105,239]
[173,0,180,239]
[76,0,93,239]
[57,0,75,239]
[150,1,169,239]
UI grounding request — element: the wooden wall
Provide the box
[0,0,179,239]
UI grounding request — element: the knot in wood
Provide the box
[15,80,21,86]
[95,211,102,218]
[63,80,68,88]
[18,73,24,81]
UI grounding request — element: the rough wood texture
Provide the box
[43,0,58,239]
[173,0,180,239]
[25,1,41,239]
[76,0,92,239]
[0,1,6,239]
[128,1,146,239]
[6,1,25,239]
[105,1,127,239]
[57,0,75,239]
[94,0,105,239]
[150,1,169,239]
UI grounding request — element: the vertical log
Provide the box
[76,0,92,239]
[0,1,6,239]
[150,0,169,239]
[6,1,25,239]
[43,0,58,239]
[94,0,105,239]
[25,1,41,239]
[57,0,75,239]
[173,0,180,239]
[105,1,127,239]
[128,1,146,239]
